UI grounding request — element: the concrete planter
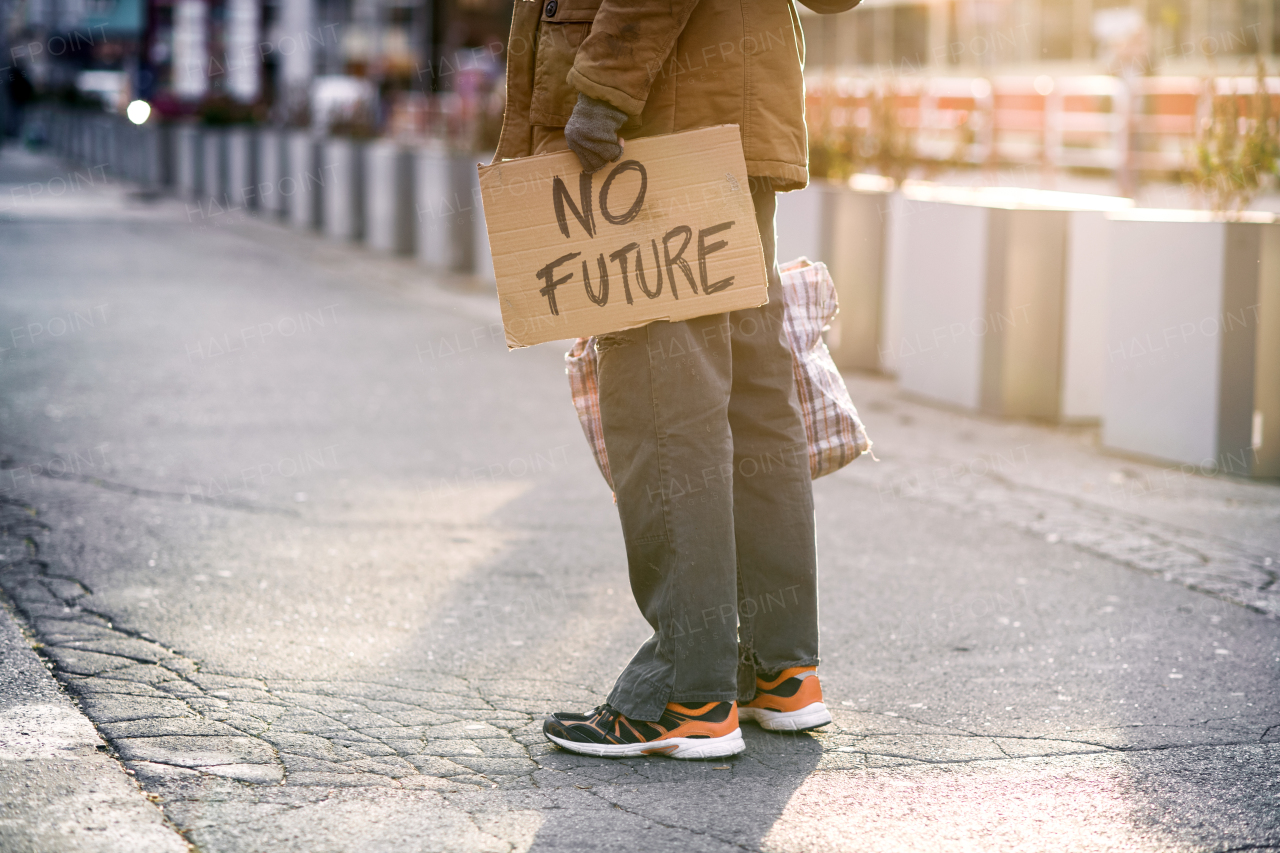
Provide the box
[1059,210,1111,423]
[175,124,202,199]
[363,140,415,255]
[1103,212,1280,477]
[882,194,989,410]
[202,129,226,209]
[882,185,1130,422]
[226,127,256,210]
[776,176,894,372]
[322,137,364,242]
[256,129,285,217]
[285,131,323,231]
[415,143,486,273]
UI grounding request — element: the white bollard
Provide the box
[256,128,284,217]
[364,139,414,255]
[415,141,453,270]
[323,137,364,242]
[286,130,321,231]
[202,128,225,209]
[175,124,202,200]
[226,126,256,210]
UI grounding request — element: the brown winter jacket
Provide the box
[493,0,861,191]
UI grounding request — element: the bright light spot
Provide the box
[1034,75,1055,96]
[765,766,1153,850]
[126,100,151,125]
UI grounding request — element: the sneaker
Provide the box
[738,666,832,731]
[543,701,745,759]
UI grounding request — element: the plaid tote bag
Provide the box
[565,335,615,489]
[566,258,872,490]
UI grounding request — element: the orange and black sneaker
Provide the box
[739,666,832,731]
[543,701,745,759]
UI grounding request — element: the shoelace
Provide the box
[592,704,620,730]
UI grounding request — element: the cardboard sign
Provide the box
[478,125,769,349]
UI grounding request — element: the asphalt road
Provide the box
[1,143,1278,853]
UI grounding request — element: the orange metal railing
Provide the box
[806,74,1280,177]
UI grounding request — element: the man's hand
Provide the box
[564,93,628,174]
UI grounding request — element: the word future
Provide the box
[534,160,737,317]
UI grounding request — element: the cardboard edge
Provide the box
[479,124,747,200]
[503,290,772,351]
[482,124,743,172]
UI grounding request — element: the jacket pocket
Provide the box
[529,0,602,126]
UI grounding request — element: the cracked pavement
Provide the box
[1,144,1278,852]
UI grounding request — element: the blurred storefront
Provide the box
[6,0,1277,153]
[800,0,1280,75]
[2,0,509,142]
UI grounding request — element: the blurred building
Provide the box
[799,0,1280,75]
[1,0,509,119]
[7,0,1275,141]
[5,0,145,106]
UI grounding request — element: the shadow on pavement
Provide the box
[526,728,824,852]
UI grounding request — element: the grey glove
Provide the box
[564,93,627,174]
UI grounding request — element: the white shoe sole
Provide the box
[546,727,745,760]
[739,702,832,731]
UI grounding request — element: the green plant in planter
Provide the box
[197,94,262,126]
[808,79,950,187]
[1190,60,1280,216]
[281,95,311,130]
[329,103,379,140]
[808,114,856,183]
[859,83,920,186]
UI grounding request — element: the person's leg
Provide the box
[595,310,740,722]
[728,182,820,697]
